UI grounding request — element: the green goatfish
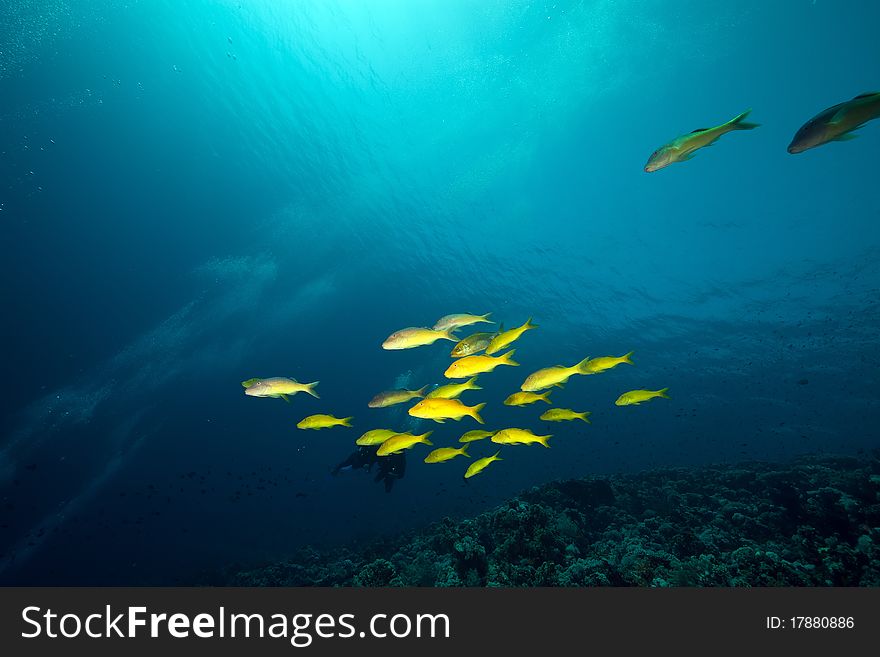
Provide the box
[788,92,880,154]
[644,109,760,172]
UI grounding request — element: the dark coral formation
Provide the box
[228,452,880,586]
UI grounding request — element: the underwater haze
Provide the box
[1,0,878,585]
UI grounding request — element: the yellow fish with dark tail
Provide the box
[788,92,880,153]
[615,388,670,406]
[296,414,353,430]
[644,110,759,172]
[463,450,502,479]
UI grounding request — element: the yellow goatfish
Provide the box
[433,312,493,332]
[491,427,552,448]
[644,109,759,172]
[520,357,591,392]
[615,388,670,406]
[355,428,399,446]
[381,326,457,350]
[485,318,537,355]
[458,430,496,443]
[424,444,470,463]
[408,398,486,424]
[444,350,519,379]
[243,377,320,402]
[376,430,433,456]
[540,408,591,423]
[427,376,482,399]
[463,450,502,479]
[368,385,429,408]
[789,92,880,153]
[581,352,634,375]
[503,390,552,406]
[296,414,353,430]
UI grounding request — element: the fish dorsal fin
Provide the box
[689,128,709,133]
[854,92,880,99]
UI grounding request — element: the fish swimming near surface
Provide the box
[581,352,634,375]
[427,376,482,399]
[376,430,434,456]
[644,109,760,172]
[463,450,502,479]
[424,444,470,463]
[788,92,880,154]
[368,385,429,408]
[381,326,458,350]
[485,318,538,355]
[458,429,496,443]
[450,328,501,358]
[615,388,670,406]
[539,408,592,423]
[355,428,400,446]
[408,398,486,424]
[491,427,552,448]
[444,350,519,379]
[243,377,320,402]
[433,312,493,332]
[296,414,353,429]
[503,390,552,406]
[520,357,591,391]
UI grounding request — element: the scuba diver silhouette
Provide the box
[331,445,406,492]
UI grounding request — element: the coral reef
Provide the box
[228,452,880,586]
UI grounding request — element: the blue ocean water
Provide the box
[1,0,878,585]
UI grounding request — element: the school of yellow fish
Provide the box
[242,311,669,481]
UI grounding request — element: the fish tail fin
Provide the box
[657,388,671,399]
[471,402,487,424]
[578,412,592,424]
[730,109,760,130]
[502,349,519,367]
[421,430,434,445]
[525,316,538,330]
[441,328,458,341]
[416,384,430,398]
[492,450,502,461]
[460,443,471,458]
[481,312,493,323]
[305,381,320,398]
[341,416,354,427]
[468,376,482,390]
[575,357,592,374]
[539,435,552,448]
[540,390,552,404]
[622,351,634,365]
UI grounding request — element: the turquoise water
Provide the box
[0,0,878,584]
